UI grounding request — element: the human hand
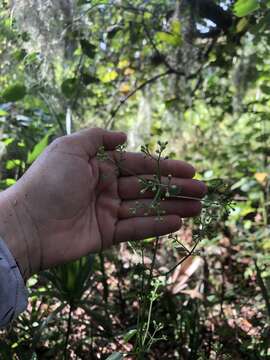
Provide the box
[0,128,206,279]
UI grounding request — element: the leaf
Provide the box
[1,84,26,102]
[171,19,181,35]
[123,329,137,342]
[124,67,135,76]
[262,238,270,250]
[234,0,259,17]
[236,17,249,33]
[6,159,21,170]
[61,78,78,98]
[117,59,129,69]
[1,178,16,188]
[254,172,268,185]
[80,39,96,58]
[256,133,270,142]
[0,109,8,116]
[27,129,54,164]
[169,257,203,294]
[105,353,123,360]
[119,83,130,94]
[99,69,118,83]
[260,84,270,95]
[156,31,182,47]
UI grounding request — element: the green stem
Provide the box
[142,295,154,346]
[64,303,73,360]
[137,238,159,354]
[254,260,270,319]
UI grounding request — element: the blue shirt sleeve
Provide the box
[0,237,28,328]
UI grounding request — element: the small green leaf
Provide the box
[99,69,118,83]
[236,17,249,33]
[61,78,78,98]
[6,159,21,170]
[105,353,123,360]
[27,130,54,164]
[234,0,259,17]
[156,31,182,46]
[123,329,137,343]
[171,19,181,35]
[0,178,16,189]
[261,85,270,95]
[3,138,14,146]
[5,178,16,186]
[0,109,8,116]
[1,84,26,102]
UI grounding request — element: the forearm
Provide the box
[0,186,39,281]
[0,188,29,327]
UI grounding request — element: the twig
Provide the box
[64,303,73,360]
[39,92,65,134]
[106,69,173,128]
[254,260,270,319]
[157,237,201,277]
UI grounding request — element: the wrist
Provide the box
[0,186,40,281]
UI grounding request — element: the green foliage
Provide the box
[27,129,54,164]
[105,353,123,360]
[1,83,26,102]
[43,255,94,305]
[0,0,270,358]
[61,78,79,98]
[234,0,259,17]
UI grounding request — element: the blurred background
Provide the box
[0,0,269,359]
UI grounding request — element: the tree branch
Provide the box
[105,69,175,129]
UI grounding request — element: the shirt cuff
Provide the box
[0,237,28,328]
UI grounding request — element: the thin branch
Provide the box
[39,92,65,134]
[254,260,270,319]
[105,69,173,129]
[159,237,201,277]
[64,304,73,360]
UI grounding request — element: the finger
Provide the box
[113,151,195,178]
[114,215,182,243]
[118,176,207,200]
[71,127,127,156]
[118,199,202,219]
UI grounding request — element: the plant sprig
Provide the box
[96,140,235,357]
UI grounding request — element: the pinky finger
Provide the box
[114,215,182,244]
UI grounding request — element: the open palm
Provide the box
[10,128,206,275]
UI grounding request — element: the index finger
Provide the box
[113,151,195,178]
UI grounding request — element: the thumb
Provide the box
[71,127,127,156]
[103,129,127,150]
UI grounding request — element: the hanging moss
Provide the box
[11,0,76,59]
